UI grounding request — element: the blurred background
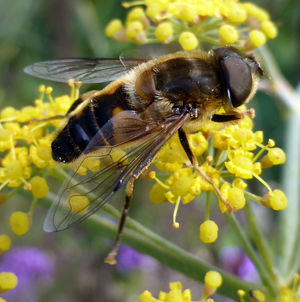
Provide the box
[0,0,299,301]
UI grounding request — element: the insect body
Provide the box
[25,46,264,264]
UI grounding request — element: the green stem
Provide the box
[40,194,267,301]
[243,200,281,286]
[205,191,211,220]
[224,212,279,300]
[258,46,300,283]
[243,191,262,204]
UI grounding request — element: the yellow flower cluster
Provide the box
[150,113,287,244]
[105,0,278,51]
[0,83,80,236]
[139,272,222,302]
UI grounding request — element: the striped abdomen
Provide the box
[51,86,131,163]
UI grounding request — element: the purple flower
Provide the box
[116,245,157,273]
[219,246,258,282]
[0,246,54,301]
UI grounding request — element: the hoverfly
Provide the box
[24,46,264,264]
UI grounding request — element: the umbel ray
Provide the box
[24,46,264,264]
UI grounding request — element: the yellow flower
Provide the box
[31,176,49,199]
[0,272,18,294]
[67,194,90,213]
[219,182,246,213]
[0,235,11,254]
[10,211,31,235]
[200,220,218,243]
[261,190,288,210]
[107,0,278,51]
[199,163,220,191]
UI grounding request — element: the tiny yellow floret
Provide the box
[249,30,266,47]
[31,176,49,198]
[10,211,30,235]
[155,22,173,43]
[205,271,222,288]
[149,183,168,204]
[269,189,288,210]
[267,148,286,165]
[138,290,153,302]
[219,25,239,44]
[6,160,23,180]
[0,272,18,294]
[0,235,11,253]
[126,21,144,38]
[68,194,90,213]
[227,7,247,23]
[105,19,123,37]
[200,220,218,243]
[251,290,266,302]
[179,32,199,51]
[179,5,198,22]
[261,21,278,39]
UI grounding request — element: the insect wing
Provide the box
[24,58,148,84]
[44,110,190,232]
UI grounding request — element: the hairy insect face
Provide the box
[25,46,263,263]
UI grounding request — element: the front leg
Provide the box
[211,108,255,123]
[178,129,234,212]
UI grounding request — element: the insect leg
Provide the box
[105,177,135,265]
[211,108,255,123]
[178,129,234,212]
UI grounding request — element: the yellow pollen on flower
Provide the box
[10,211,31,236]
[0,272,18,294]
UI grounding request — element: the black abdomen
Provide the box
[51,86,131,163]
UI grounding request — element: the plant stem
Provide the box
[258,46,300,283]
[40,193,267,301]
[224,212,279,300]
[243,200,280,286]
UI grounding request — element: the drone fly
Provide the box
[24,46,264,264]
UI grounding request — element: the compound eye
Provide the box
[221,56,252,108]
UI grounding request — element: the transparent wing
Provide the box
[24,58,148,84]
[44,110,190,232]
